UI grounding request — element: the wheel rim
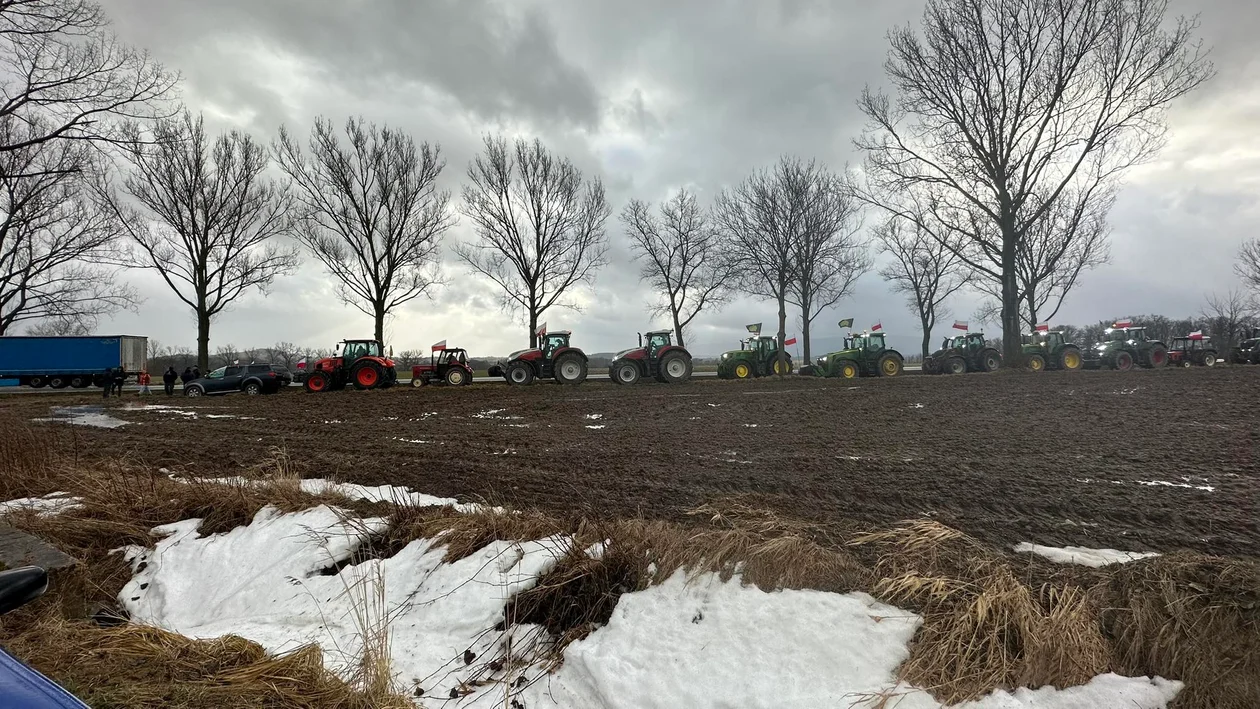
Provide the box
[617,366,636,383]
[412,377,424,387]
[450,371,465,385]
[774,359,787,374]
[735,363,750,378]
[951,361,964,374]
[666,359,687,377]
[561,362,581,379]
[987,356,999,371]
[309,376,326,392]
[247,385,259,395]
[187,388,201,397]
[1031,357,1043,371]
[510,367,528,383]
[1152,350,1166,366]
[1117,354,1132,370]
[1204,355,1215,367]
[882,359,897,375]
[357,368,378,386]
[1064,351,1081,369]
[842,363,857,378]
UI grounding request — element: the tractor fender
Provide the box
[884,349,905,362]
[552,346,588,362]
[657,345,691,360]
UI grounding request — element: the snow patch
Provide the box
[1137,480,1215,492]
[584,414,603,420]
[1014,543,1159,568]
[473,409,522,420]
[32,405,129,429]
[585,424,606,430]
[297,479,475,512]
[323,419,344,424]
[0,492,83,517]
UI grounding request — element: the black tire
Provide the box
[411,375,428,388]
[304,371,332,393]
[506,361,535,385]
[1027,354,1047,372]
[980,349,1001,372]
[445,367,468,386]
[658,351,692,383]
[1060,347,1083,371]
[1202,351,1216,367]
[49,377,69,389]
[1114,351,1134,372]
[946,357,967,375]
[1145,343,1168,369]
[553,352,587,385]
[243,381,262,396]
[350,362,384,390]
[184,385,204,397]
[612,361,640,385]
[876,353,903,377]
[923,358,939,375]
[70,377,89,389]
[29,376,46,388]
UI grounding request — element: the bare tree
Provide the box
[620,190,734,347]
[0,0,177,160]
[712,158,804,375]
[876,216,970,359]
[107,111,298,371]
[973,187,1113,330]
[24,317,89,335]
[856,0,1213,364]
[0,125,135,334]
[275,117,454,348]
[1201,289,1258,354]
[1238,239,1260,294]
[786,164,870,365]
[264,341,303,371]
[457,135,610,348]
[213,343,237,368]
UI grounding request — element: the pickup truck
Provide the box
[0,335,147,389]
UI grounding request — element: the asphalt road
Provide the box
[0,366,923,394]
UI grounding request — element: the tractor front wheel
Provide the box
[772,357,791,375]
[612,361,640,385]
[659,352,692,383]
[305,371,331,393]
[412,375,427,388]
[445,368,467,386]
[946,357,967,375]
[1145,344,1168,368]
[351,362,383,390]
[553,353,588,385]
[839,361,859,379]
[877,354,903,377]
[733,362,753,379]
[1027,354,1046,372]
[506,362,535,385]
[1114,351,1134,372]
[1060,348,1083,371]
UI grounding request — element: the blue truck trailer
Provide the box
[0,336,147,389]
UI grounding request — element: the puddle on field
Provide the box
[32,406,130,429]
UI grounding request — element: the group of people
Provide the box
[101,365,202,398]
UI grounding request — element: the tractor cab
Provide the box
[846,332,887,352]
[339,339,385,361]
[540,331,572,359]
[1168,334,1217,368]
[742,336,778,358]
[643,330,672,358]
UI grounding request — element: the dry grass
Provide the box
[849,520,1110,703]
[1104,554,1260,709]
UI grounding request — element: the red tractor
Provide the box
[609,329,693,384]
[487,329,588,385]
[411,345,474,386]
[304,339,397,392]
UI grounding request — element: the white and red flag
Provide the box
[431,340,446,351]
[871,323,883,332]
[783,335,798,346]
[1113,320,1133,328]
[1035,323,1050,332]
[952,320,968,331]
[296,358,307,370]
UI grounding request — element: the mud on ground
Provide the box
[5,367,1257,556]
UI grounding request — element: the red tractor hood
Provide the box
[508,348,544,361]
[613,347,646,360]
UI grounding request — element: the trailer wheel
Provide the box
[29,376,47,389]
[49,377,69,389]
[70,377,89,389]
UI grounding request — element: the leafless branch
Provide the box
[875,215,971,359]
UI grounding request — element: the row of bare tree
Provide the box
[0,0,1242,371]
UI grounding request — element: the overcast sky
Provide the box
[98,0,1259,358]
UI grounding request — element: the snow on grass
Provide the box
[1014,543,1160,568]
[32,405,130,429]
[0,492,83,517]
[118,507,1184,709]
[585,424,606,430]
[297,479,477,511]
[121,505,566,702]
[1137,480,1215,492]
[584,414,603,420]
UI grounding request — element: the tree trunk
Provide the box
[1000,216,1022,367]
[672,306,685,349]
[373,302,386,348]
[528,310,538,349]
[196,308,211,372]
[920,312,932,360]
[801,306,812,367]
[776,295,788,377]
[1026,291,1039,331]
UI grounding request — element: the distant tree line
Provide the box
[7,0,1251,375]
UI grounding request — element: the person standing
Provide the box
[192,366,201,380]
[137,370,152,396]
[180,367,194,386]
[163,366,178,396]
[112,366,127,396]
[101,367,113,399]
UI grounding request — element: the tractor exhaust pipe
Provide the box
[638,332,642,347]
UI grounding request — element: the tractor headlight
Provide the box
[819,356,828,364]
[721,353,729,360]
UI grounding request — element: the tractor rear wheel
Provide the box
[733,361,753,379]
[981,349,1001,372]
[412,375,427,388]
[946,357,966,375]
[877,354,903,377]
[659,351,692,383]
[1060,348,1083,371]
[506,362,535,385]
[305,371,331,393]
[922,358,939,375]
[1114,351,1134,372]
[612,361,640,385]
[1202,351,1217,367]
[553,353,587,385]
[1145,344,1168,368]
[772,356,791,375]
[351,362,383,390]
[839,361,859,379]
[445,368,467,386]
[1027,354,1046,372]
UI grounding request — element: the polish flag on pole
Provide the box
[783,335,798,346]
[431,340,446,351]
[1113,320,1133,328]
[1188,330,1204,340]
[296,358,307,370]
[535,322,547,338]
[952,320,969,331]
[1035,323,1050,332]
[871,323,883,332]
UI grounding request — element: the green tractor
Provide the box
[1021,330,1085,372]
[716,335,793,379]
[1082,323,1168,371]
[923,332,1001,375]
[814,331,904,379]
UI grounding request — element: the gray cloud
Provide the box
[100,0,1257,359]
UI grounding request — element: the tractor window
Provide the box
[647,333,670,356]
[544,334,567,354]
[867,334,885,351]
[1048,333,1063,348]
[343,343,362,360]
[364,341,382,357]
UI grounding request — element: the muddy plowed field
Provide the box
[6,368,1258,556]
